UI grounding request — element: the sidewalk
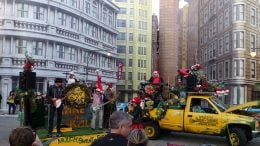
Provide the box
[0,110,18,118]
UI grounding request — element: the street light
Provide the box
[85,49,113,84]
[250,48,260,57]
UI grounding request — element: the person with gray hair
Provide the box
[91,111,133,146]
[127,129,148,146]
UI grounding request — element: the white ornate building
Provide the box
[0,0,119,110]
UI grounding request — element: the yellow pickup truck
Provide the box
[143,93,260,146]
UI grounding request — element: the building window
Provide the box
[129,33,133,41]
[91,26,98,38]
[103,31,107,42]
[218,37,223,56]
[92,2,98,18]
[58,12,66,26]
[103,8,107,23]
[224,8,229,28]
[68,47,76,61]
[117,19,126,27]
[119,8,127,14]
[70,0,77,8]
[218,0,223,9]
[232,86,245,104]
[130,8,134,16]
[117,32,126,40]
[224,33,230,52]
[16,40,27,54]
[144,60,146,68]
[117,45,126,53]
[251,61,256,79]
[218,62,223,80]
[56,45,65,59]
[233,31,244,49]
[233,4,245,21]
[251,7,256,26]
[233,59,244,77]
[129,46,133,54]
[209,64,216,80]
[69,16,77,29]
[128,72,132,80]
[33,6,44,20]
[250,33,256,53]
[108,11,113,26]
[218,14,223,32]
[129,59,132,67]
[224,60,229,79]
[85,0,91,14]
[17,3,29,18]
[129,20,134,28]
[32,41,43,56]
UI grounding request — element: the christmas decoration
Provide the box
[65,83,90,108]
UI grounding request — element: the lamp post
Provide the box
[85,49,112,84]
[250,48,260,57]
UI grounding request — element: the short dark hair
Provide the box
[55,78,63,83]
[9,127,35,146]
[109,111,133,129]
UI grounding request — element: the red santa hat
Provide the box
[96,70,103,92]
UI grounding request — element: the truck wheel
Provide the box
[144,122,160,140]
[226,128,247,146]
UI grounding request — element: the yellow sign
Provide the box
[49,133,106,146]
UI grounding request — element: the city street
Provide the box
[1,115,260,146]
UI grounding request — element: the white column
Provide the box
[3,36,6,54]
[4,0,6,16]
[10,36,13,55]
[0,76,12,111]
[12,0,15,17]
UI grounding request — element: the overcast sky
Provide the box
[152,0,159,16]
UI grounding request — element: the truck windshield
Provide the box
[210,97,228,112]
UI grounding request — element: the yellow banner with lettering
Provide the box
[49,133,106,146]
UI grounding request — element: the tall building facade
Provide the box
[159,0,179,85]
[152,14,159,71]
[186,0,199,68]
[178,4,189,69]
[198,0,260,104]
[0,0,119,110]
[113,0,152,101]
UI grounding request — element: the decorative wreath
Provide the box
[65,83,90,108]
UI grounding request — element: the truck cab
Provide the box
[144,93,260,146]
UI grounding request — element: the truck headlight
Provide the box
[255,115,260,131]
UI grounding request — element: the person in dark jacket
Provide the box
[91,111,133,146]
[47,78,65,137]
[129,97,143,129]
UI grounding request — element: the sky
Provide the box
[152,0,159,16]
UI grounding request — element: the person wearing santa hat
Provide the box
[129,97,143,129]
[148,70,164,106]
[91,87,104,130]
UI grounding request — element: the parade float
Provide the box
[15,52,107,146]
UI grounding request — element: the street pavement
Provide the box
[0,114,19,146]
[1,114,260,146]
